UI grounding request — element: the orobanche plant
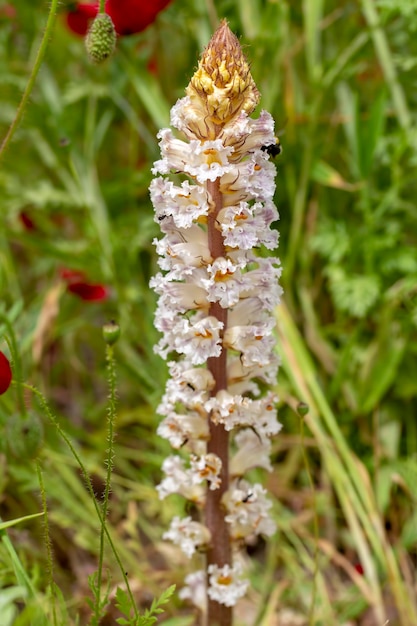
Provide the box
[150,21,282,626]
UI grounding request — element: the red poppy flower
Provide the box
[66,0,172,37]
[19,211,36,231]
[0,4,16,20]
[66,2,97,35]
[60,268,109,301]
[0,351,12,395]
[67,281,108,301]
[59,268,86,283]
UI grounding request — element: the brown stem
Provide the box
[205,179,232,626]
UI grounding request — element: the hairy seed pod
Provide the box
[85,13,116,64]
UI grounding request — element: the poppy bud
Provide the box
[297,402,310,417]
[102,321,120,345]
[85,13,116,64]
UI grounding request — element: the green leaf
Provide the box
[358,328,406,412]
[357,91,386,177]
[325,267,381,317]
[0,512,43,531]
[311,221,350,264]
[311,160,359,191]
[115,587,132,617]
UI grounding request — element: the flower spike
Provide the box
[150,21,282,623]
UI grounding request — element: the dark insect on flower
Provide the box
[261,137,282,159]
[242,492,253,503]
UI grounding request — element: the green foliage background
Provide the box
[1,0,417,624]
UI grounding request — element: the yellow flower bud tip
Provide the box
[187,20,260,133]
[85,13,117,64]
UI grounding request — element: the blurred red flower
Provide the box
[67,282,108,301]
[0,351,12,395]
[0,4,16,20]
[59,268,86,282]
[66,0,172,36]
[60,268,109,302]
[19,211,37,231]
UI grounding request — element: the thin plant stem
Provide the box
[0,0,59,160]
[36,461,58,626]
[96,344,117,617]
[204,0,219,31]
[205,178,232,626]
[299,409,319,626]
[26,384,139,620]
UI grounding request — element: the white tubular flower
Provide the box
[190,453,222,490]
[205,390,281,437]
[157,412,209,451]
[230,429,273,476]
[158,363,213,413]
[163,516,211,557]
[150,20,282,612]
[157,456,204,504]
[207,563,249,607]
[218,201,279,250]
[179,570,207,611]
[223,480,277,540]
[150,177,210,229]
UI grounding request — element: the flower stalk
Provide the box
[150,21,282,625]
[205,177,231,626]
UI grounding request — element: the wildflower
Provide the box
[67,282,108,301]
[19,211,36,231]
[151,21,282,617]
[156,455,205,504]
[223,480,276,541]
[180,564,249,611]
[60,268,109,301]
[207,563,249,608]
[0,4,16,21]
[66,0,172,37]
[230,429,274,476]
[0,351,12,395]
[179,570,206,612]
[66,2,97,36]
[163,516,211,557]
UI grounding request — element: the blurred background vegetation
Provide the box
[1,0,417,624]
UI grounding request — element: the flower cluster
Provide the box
[150,21,282,613]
